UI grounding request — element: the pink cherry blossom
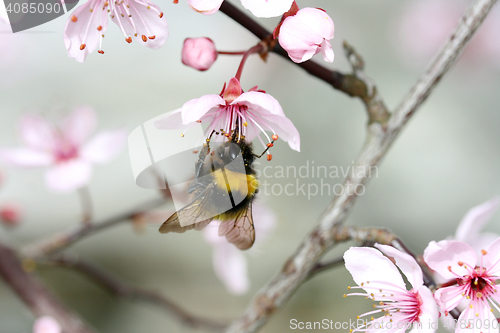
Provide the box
[0,202,22,227]
[188,0,293,17]
[0,107,127,193]
[182,37,218,71]
[64,0,168,62]
[33,316,61,333]
[278,7,334,63]
[344,244,438,333]
[424,239,500,332]
[394,0,500,70]
[155,77,300,153]
[203,201,275,294]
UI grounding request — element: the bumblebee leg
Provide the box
[194,144,210,179]
[253,140,275,159]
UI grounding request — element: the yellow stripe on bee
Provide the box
[213,169,259,197]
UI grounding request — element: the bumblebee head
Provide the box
[217,141,240,162]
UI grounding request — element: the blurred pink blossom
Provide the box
[188,0,293,18]
[155,77,300,153]
[203,201,275,294]
[278,7,334,63]
[0,202,22,227]
[64,0,168,62]
[0,107,127,193]
[182,37,218,71]
[33,316,61,333]
[394,0,500,69]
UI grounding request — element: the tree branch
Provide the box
[0,243,96,333]
[307,256,344,279]
[223,0,498,332]
[22,197,167,258]
[42,255,226,331]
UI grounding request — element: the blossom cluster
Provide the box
[63,0,335,64]
[344,197,500,333]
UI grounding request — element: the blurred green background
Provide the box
[1,0,500,332]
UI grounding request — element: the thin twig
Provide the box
[223,0,498,332]
[0,243,96,333]
[41,255,226,331]
[77,187,93,225]
[22,197,167,258]
[308,256,344,279]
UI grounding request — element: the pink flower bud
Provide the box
[182,37,218,71]
[33,316,61,333]
[278,7,335,63]
[0,203,22,227]
[187,0,224,15]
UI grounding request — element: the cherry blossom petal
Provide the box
[182,37,218,71]
[233,91,286,117]
[375,243,423,288]
[203,223,249,294]
[455,197,500,243]
[80,129,127,164]
[423,240,477,280]
[33,316,62,333]
[181,94,225,124]
[212,241,249,294]
[252,201,275,244]
[0,5,9,25]
[64,0,109,63]
[410,286,439,333]
[434,285,465,313]
[320,38,334,62]
[111,0,168,49]
[455,301,499,333]
[19,114,57,152]
[344,247,406,292]
[61,106,98,146]
[187,0,224,15]
[45,159,92,193]
[240,0,294,18]
[0,148,53,167]
[278,7,334,63]
[154,108,185,130]
[364,314,401,333]
[257,113,300,151]
[482,237,500,276]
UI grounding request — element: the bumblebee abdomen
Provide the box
[213,169,259,198]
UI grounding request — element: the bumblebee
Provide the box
[159,131,274,250]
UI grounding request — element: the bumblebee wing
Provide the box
[218,201,255,250]
[158,213,212,234]
[159,183,218,234]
